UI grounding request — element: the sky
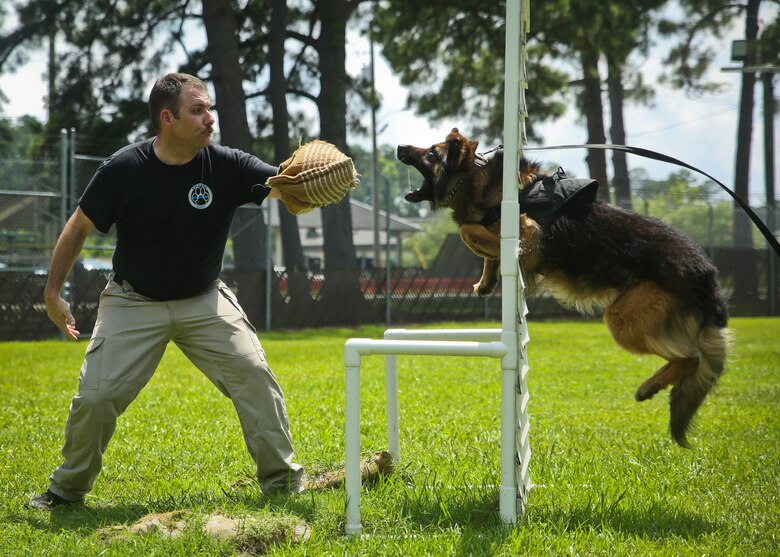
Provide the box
[0,11,777,205]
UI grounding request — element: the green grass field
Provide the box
[0,318,777,556]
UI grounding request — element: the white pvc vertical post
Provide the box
[515,0,533,515]
[499,0,530,523]
[385,354,400,461]
[345,346,362,535]
[499,0,522,525]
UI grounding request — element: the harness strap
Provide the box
[473,152,489,169]
[523,144,780,258]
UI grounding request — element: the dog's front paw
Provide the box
[473,277,498,296]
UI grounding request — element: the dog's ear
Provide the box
[444,129,478,170]
[435,131,467,200]
[445,130,469,168]
[446,128,461,142]
[466,139,479,167]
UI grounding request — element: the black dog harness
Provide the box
[480,167,600,227]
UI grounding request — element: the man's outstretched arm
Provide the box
[45,207,96,341]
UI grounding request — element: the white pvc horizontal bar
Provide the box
[384,328,502,341]
[345,338,509,364]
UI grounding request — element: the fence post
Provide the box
[69,128,77,210]
[385,176,392,325]
[59,129,68,231]
[265,200,273,331]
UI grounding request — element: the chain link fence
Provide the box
[0,155,63,270]
[0,129,112,270]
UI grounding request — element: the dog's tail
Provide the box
[669,324,731,447]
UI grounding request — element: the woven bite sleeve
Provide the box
[267,140,360,215]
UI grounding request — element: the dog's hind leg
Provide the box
[604,281,729,446]
[603,281,693,358]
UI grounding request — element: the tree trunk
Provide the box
[270,0,306,271]
[733,0,758,249]
[607,55,632,210]
[316,0,357,270]
[202,0,268,271]
[580,47,610,201]
[762,73,777,315]
[732,0,759,300]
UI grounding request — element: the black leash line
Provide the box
[523,143,780,259]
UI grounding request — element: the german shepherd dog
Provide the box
[397,128,730,447]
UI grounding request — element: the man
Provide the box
[26,72,304,509]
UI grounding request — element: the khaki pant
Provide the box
[49,278,303,501]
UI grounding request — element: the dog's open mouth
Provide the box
[396,145,434,203]
[404,181,431,203]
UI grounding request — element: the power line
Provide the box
[631,107,737,138]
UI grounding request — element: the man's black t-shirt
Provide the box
[79,138,276,300]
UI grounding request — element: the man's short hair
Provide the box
[148,73,208,132]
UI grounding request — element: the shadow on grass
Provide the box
[15,490,322,537]
[359,475,513,531]
[360,478,527,557]
[13,484,318,532]
[526,496,719,541]
[353,476,718,550]
[16,503,150,534]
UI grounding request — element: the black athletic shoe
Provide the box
[25,490,83,510]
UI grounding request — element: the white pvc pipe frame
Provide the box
[343,0,528,536]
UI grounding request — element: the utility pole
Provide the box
[723,38,779,315]
[47,31,56,124]
[369,18,380,269]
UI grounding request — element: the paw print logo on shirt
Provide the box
[189,183,213,209]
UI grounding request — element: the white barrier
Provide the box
[343,0,530,535]
[344,331,522,536]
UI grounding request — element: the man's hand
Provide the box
[43,207,94,341]
[46,293,80,341]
